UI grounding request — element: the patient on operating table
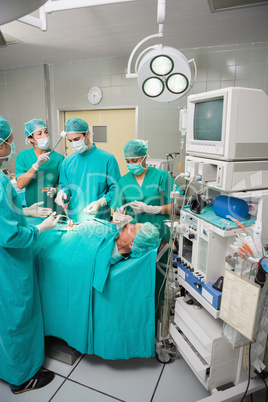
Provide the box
[71,218,160,264]
[33,217,160,297]
[33,217,160,359]
[111,221,160,264]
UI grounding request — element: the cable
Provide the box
[182,177,196,208]
[240,342,252,402]
[156,215,179,337]
[179,175,201,209]
[243,345,248,371]
[172,172,190,194]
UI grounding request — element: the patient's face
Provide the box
[119,223,142,247]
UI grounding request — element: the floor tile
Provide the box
[1,354,266,402]
[69,354,164,402]
[152,356,210,402]
[51,379,124,402]
[0,374,65,402]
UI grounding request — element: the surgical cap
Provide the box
[124,139,148,159]
[0,117,12,145]
[131,222,160,258]
[24,118,47,137]
[65,118,89,133]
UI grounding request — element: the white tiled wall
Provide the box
[1,42,268,173]
[0,64,47,171]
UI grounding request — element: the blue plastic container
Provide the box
[213,195,249,221]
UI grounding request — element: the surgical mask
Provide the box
[0,140,16,162]
[70,138,89,153]
[7,141,16,161]
[126,161,146,175]
[35,136,50,150]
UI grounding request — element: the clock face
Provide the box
[87,87,102,105]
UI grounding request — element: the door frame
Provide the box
[56,105,139,155]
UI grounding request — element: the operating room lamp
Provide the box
[126,0,197,102]
[0,0,135,37]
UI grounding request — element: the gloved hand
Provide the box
[36,212,60,234]
[23,201,52,218]
[55,190,68,207]
[130,200,161,215]
[112,212,133,230]
[32,153,50,171]
[83,197,107,215]
[47,187,57,198]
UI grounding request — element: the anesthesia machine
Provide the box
[157,87,268,401]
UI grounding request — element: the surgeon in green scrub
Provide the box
[55,118,121,223]
[0,116,59,394]
[111,139,183,241]
[111,139,183,319]
[15,118,64,210]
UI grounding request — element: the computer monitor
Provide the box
[185,87,268,161]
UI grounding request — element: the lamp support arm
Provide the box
[188,58,198,88]
[126,0,166,78]
[44,0,134,13]
[126,32,163,78]
[18,7,47,31]
[17,0,134,31]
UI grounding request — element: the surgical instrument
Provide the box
[63,206,73,227]
[48,131,67,154]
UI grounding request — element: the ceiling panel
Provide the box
[0,0,268,68]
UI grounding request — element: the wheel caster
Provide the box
[156,347,171,363]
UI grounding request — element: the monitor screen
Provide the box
[194,99,223,141]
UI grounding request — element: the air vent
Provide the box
[208,0,268,12]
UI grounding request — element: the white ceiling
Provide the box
[0,0,268,69]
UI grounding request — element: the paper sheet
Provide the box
[220,269,260,340]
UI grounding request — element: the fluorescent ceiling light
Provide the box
[208,0,268,12]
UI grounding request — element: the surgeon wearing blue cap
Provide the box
[15,118,64,211]
[111,139,183,241]
[55,118,121,222]
[111,139,183,317]
[0,117,60,394]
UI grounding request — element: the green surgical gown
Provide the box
[111,166,182,240]
[15,148,64,208]
[58,145,121,223]
[0,172,44,386]
[111,167,183,321]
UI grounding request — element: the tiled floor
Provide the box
[0,351,266,402]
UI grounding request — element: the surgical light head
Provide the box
[24,118,47,137]
[131,222,160,258]
[136,46,194,102]
[0,116,12,145]
[124,139,148,159]
[65,118,89,134]
[126,0,196,102]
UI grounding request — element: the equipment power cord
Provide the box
[240,343,252,402]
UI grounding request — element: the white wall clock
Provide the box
[87,86,103,105]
